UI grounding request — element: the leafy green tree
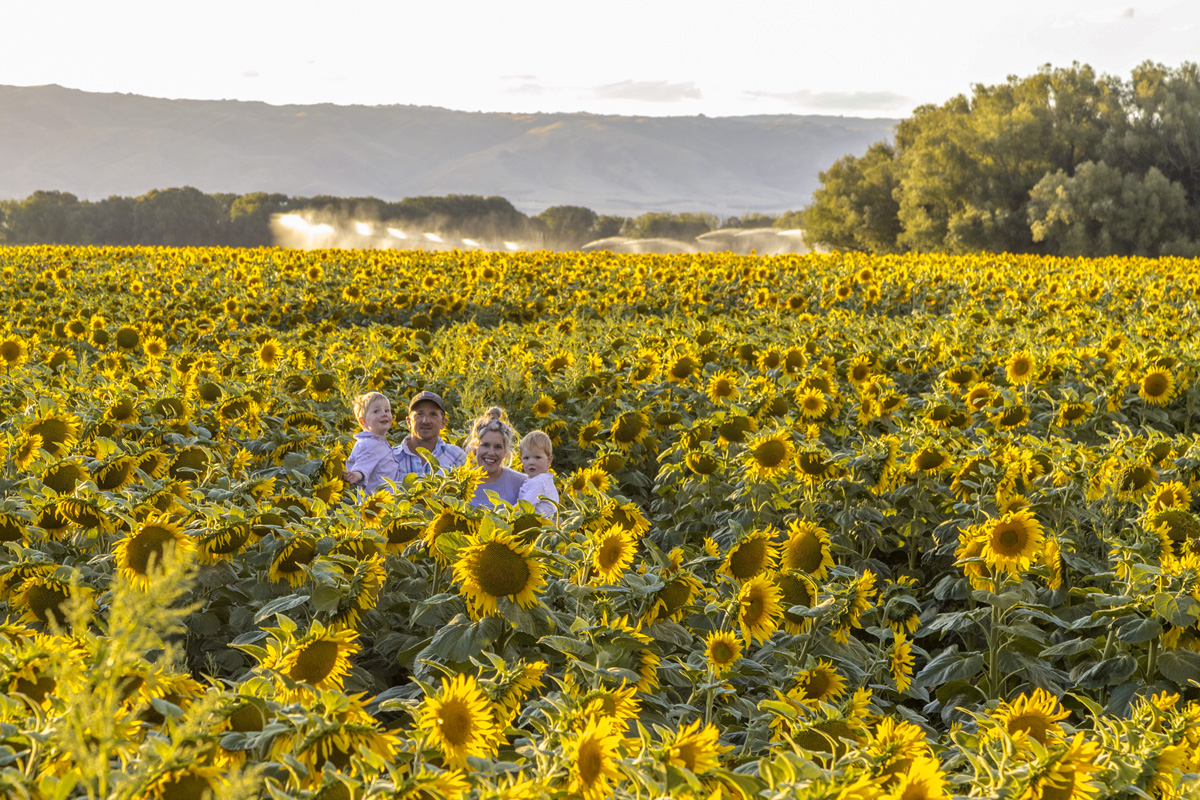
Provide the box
[801,142,901,252]
[5,190,81,243]
[537,205,599,249]
[226,192,292,246]
[592,215,628,240]
[1103,62,1200,205]
[132,187,223,246]
[627,212,717,241]
[1028,161,1196,256]
[722,213,777,229]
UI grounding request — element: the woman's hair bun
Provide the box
[485,406,504,420]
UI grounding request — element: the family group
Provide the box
[340,390,559,516]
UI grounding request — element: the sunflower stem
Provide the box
[1146,636,1158,681]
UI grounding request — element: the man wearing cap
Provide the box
[393,391,467,476]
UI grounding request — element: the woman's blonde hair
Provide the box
[465,407,518,461]
[353,391,388,422]
[520,429,553,457]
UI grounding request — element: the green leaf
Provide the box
[311,582,342,615]
[915,646,984,688]
[1115,617,1163,643]
[1153,592,1200,628]
[1039,638,1098,659]
[647,620,694,648]
[429,614,504,662]
[253,593,310,624]
[1158,649,1200,688]
[1070,655,1137,689]
[540,635,593,658]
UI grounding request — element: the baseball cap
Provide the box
[409,391,446,414]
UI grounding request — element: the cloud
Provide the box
[503,82,549,96]
[591,80,702,103]
[243,71,260,79]
[501,74,539,82]
[745,88,908,112]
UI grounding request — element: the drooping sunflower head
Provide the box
[990,688,1070,748]
[25,414,81,460]
[721,529,778,582]
[738,575,783,645]
[269,534,317,587]
[610,410,650,450]
[790,659,848,706]
[664,718,730,775]
[781,520,834,578]
[112,517,195,590]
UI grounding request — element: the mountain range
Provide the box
[0,84,897,217]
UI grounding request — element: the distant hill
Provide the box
[0,84,896,217]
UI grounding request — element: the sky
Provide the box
[4,0,1199,118]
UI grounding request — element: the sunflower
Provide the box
[666,354,700,383]
[1006,351,1035,385]
[797,388,828,419]
[1024,733,1103,800]
[257,338,283,369]
[775,570,817,634]
[884,756,948,800]
[738,575,783,645]
[0,336,28,370]
[610,410,650,450]
[454,530,546,619]
[965,383,994,411]
[705,371,741,404]
[581,680,641,732]
[891,633,915,693]
[1139,368,1176,405]
[263,623,356,700]
[418,673,499,768]
[143,337,168,359]
[1148,481,1192,513]
[112,517,196,590]
[831,570,878,644]
[607,501,650,537]
[781,520,834,579]
[743,430,794,481]
[846,355,873,387]
[529,393,556,418]
[13,433,44,470]
[1148,508,1200,561]
[94,455,139,492]
[790,659,848,707]
[592,525,636,584]
[0,512,29,545]
[269,534,318,587]
[13,576,92,628]
[704,630,743,675]
[1118,461,1158,499]
[722,529,778,582]
[25,414,80,459]
[565,714,622,800]
[143,766,225,800]
[991,688,1069,747]
[665,719,729,775]
[1056,401,1093,427]
[291,718,400,779]
[646,573,702,624]
[565,466,611,496]
[981,510,1043,576]
[909,446,950,475]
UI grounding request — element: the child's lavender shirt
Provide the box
[518,472,559,518]
[345,432,403,498]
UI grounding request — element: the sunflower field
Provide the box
[1,244,1200,799]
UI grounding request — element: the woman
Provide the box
[465,407,526,508]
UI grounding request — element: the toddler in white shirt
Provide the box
[518,430,559,519]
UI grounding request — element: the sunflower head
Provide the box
[982,510,1044,576]
[721,530,778,582]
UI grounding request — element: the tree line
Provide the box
[801,61,1200,257]
[0,188,788,249]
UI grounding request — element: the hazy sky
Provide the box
[5,1,1198,117]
